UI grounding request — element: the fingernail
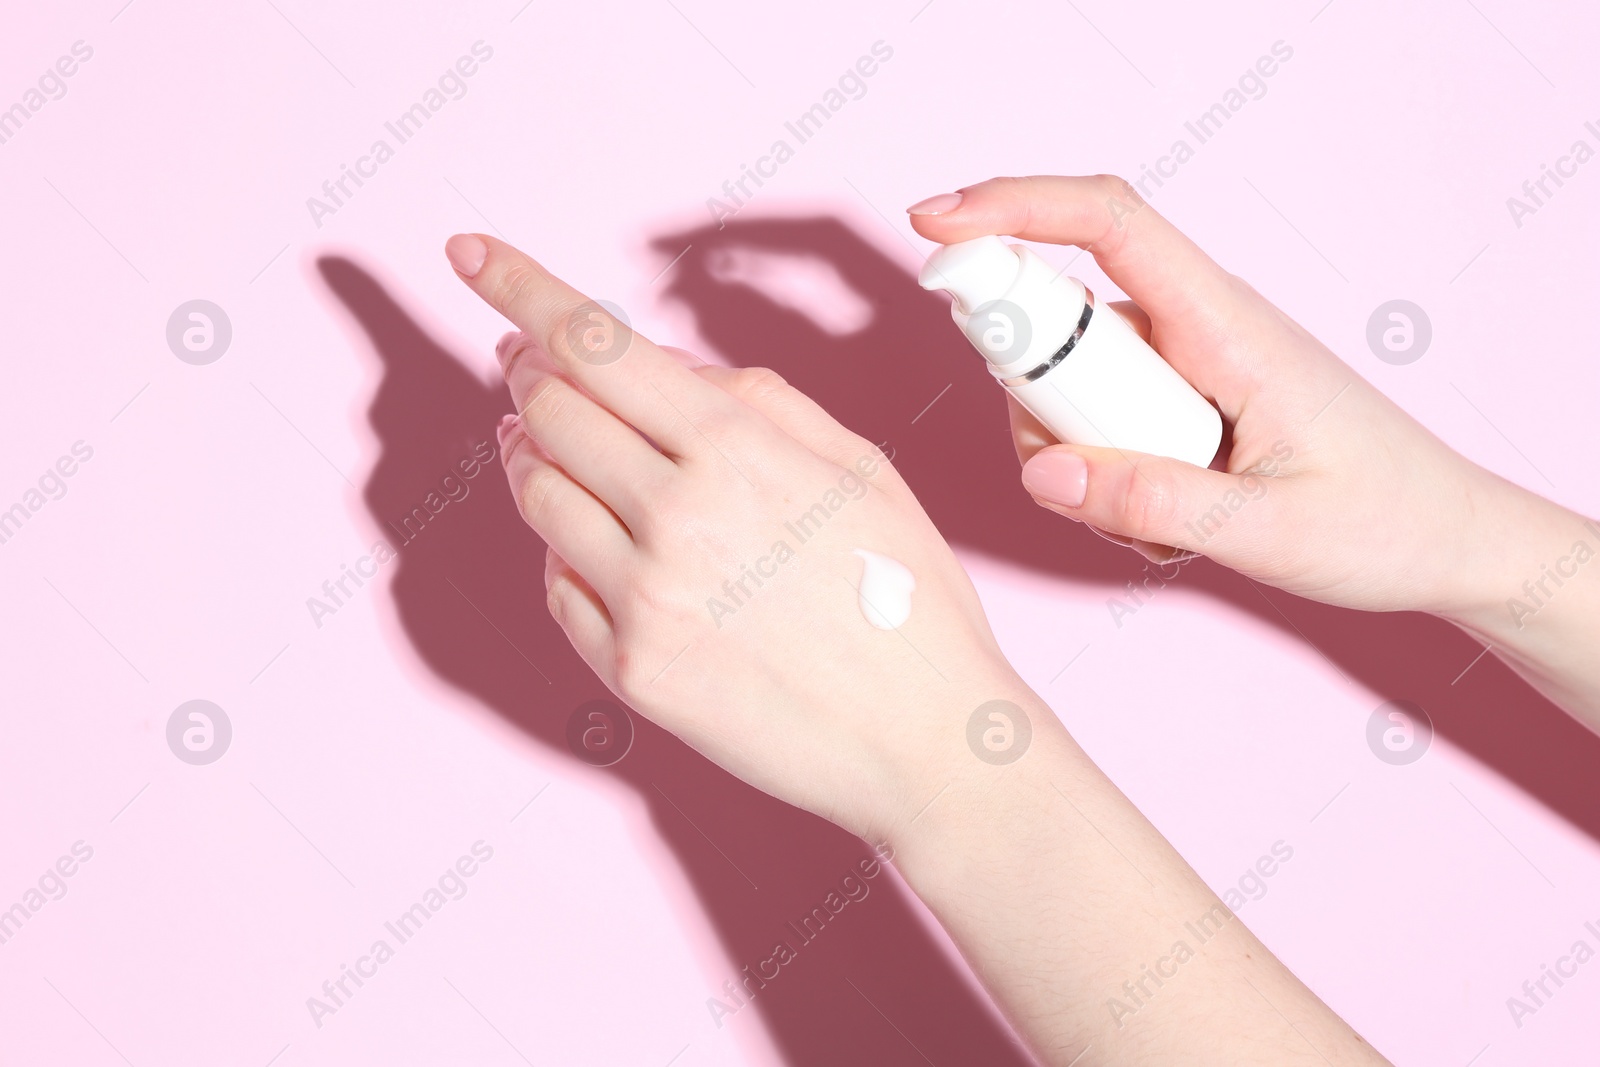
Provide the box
[1090,527,1135,547]
[495,331,521,368]
[907,192,963,216]
[446,234,489,278]
[496,413,519,449]
[661,345,705,368]
[1021,451,1088,508]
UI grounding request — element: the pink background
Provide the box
[3,0,1599,1063]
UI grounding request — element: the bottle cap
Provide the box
[919,237,1086,372]
[917,235,1019,314]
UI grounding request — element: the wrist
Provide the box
[1434,478,1595,640]
[874,683,1089,879]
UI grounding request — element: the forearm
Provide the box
[881,688,1388,1065]
[1439,477,1600,728]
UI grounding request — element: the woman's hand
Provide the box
[908,175,1553,617]
[443,231,1395,1065]
[910,175,1600,728]
[443,233,1027,844]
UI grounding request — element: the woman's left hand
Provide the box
[444,233,1034,844]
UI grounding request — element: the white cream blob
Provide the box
[852,548,915,630]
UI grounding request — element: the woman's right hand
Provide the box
[907,175,1560,619]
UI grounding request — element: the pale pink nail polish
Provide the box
[907,192,963,215]
[446,234,488,277]
[1021,451,1088,508]
[496,413,519,449]
[495,331,521,367]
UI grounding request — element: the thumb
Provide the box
[1020,444,1270,560]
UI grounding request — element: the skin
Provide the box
[444,216,1394,1063]
[906,175,1600,730]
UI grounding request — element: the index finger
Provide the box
[445,232,738,456]
[907,175,1250,328]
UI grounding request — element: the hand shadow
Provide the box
[649,215,1600,850]
[318,256,1035,1066]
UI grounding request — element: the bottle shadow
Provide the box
[319,255,1034,1066]
[647,215,1600,847]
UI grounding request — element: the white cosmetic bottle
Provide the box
[918,236,1223,468]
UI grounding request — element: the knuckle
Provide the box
[985,175,1043,235]
[547,299,630,366]
[520,372,571,423]
[989,175,1035,210]
[731,366,788,402]
[1089,174,1143,248]
[545,574,571,624]
[611,605,691,697]
[495,261,544,319]
[857,436,899,471]
[1093,172,1138,202]
[495,330,523,363]
[839,428,876,458]
[516,464,563,525]
[500,334,543,376]
[735,365,786,390]
[540,301,584,364]
[843,432,896,477]
[1118,463,1179,540]
[612,647,655,703]
[636,483,704,541]
[689,401,745,442]
[630,574,686,621]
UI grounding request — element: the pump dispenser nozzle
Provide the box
[917,235,1020,314]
